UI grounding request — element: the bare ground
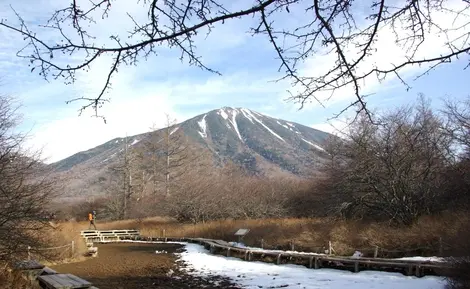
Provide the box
[51,243,240,289]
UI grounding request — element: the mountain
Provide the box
[179,107,331,175]
[49,107,333,200]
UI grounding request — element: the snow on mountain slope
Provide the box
[179,107,331,176]
[198,115,208,138]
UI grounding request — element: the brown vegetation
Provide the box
[68,213,468,258]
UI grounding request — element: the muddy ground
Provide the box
[51,243,241,289]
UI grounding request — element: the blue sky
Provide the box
[0,0,469,163]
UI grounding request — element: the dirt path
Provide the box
[51,243,240,289]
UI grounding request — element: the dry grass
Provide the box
[58,212,470,257]
[0,270,41,289]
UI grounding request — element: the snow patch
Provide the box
[276,120,290,130]
[130,139,140,146]
[286,122,295,127]
[178,243,446,289]
[170,126,179,135]
[302,138,325,151]
[395,256,446,262]
[198,115,208,138]
[218,109,229,120]
[243,109,285,142]
[228,110,243,141]
[155,250,168,254]
[240,108,255,124]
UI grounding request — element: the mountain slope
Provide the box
[49,107,333,200]
[178,107,330,175]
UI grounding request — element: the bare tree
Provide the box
[1,1,468,118]
[106,135,139,219]
[321,97,453,225]
[0,94,58,264]
[442,96,470,157]
[140,114,196,197]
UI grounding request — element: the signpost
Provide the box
[234,228,250,243]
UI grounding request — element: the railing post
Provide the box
[71,241,75,258]
[374,245,379,258]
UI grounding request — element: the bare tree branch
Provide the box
[1,0,469,119]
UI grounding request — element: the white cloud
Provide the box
[28,90,179,163]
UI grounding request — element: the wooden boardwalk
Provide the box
[110,235,451,278]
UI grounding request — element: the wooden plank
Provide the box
[38,274,92,289]
[66,274,93,287]
[39,276,62,288]
[14,260,45,270]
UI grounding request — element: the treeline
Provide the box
[61,96,470,227]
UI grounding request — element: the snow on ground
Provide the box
[178,243,447,289]
[228,242,328,256]
[229,242,446,263]
[395,256,446,262]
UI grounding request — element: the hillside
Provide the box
[50,107,333,201]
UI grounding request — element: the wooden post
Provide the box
[374,246,379,258]
[328,241,332,255]
[309,257,313,268]
[354,261,359,273]
[276,254,281,265]
[415,265,421,277]
[407,265,413,276]
[261,239,264,249]
[439,237,443,255]
[290,241,294,251]
[162,229,166,238]
[71,241,75,258]
[314,257,320,269]
[227,248,231,257]
[27,246,31,260]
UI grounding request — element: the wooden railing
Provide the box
[111,235,452,278]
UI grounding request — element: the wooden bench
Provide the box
[38,273,92,289]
